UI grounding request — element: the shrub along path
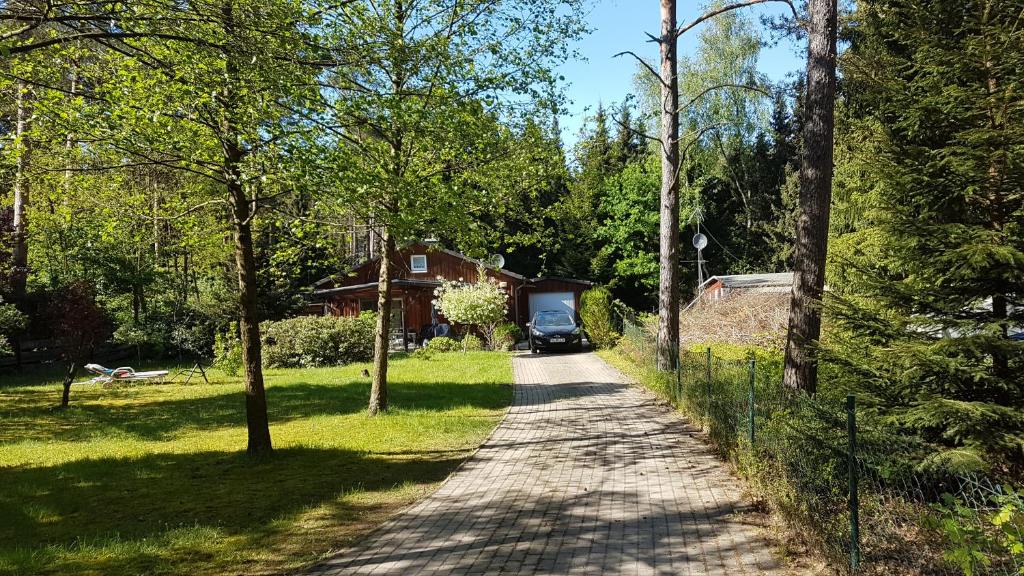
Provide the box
[309,352,781,575]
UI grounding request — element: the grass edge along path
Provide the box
[0,351,513,576]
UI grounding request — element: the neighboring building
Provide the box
[308,242,592,347]
[697,272,794,304]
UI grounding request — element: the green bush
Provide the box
[426,336,459,352]
[411,347,435,360]
[0,298,27,358]
[461,334,484,351]
[580,286,620,349]
[261,313,376,368]
[493,322,523,351]
[213,323,243,376]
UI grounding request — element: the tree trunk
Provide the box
[783,0,838,394]
[11,80,32,302]
[222,1,272,455]
[657,0,680,371]
[369,229,395,416]
[61,362,77,407]
[229,178,273,455]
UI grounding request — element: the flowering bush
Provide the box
[433,270,508,350]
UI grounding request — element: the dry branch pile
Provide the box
[679,292,790,350]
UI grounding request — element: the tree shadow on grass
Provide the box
[0,379,511,444]
[0,447,467,576]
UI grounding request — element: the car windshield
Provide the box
[535,312,574,327]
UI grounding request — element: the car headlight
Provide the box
[531,329,543,337]
[572,327,581,335]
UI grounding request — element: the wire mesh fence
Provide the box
[612,306,1023,575]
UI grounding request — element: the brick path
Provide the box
[306,352,781,575]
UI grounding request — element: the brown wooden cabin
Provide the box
[307,242,592,348]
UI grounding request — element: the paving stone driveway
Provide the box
[307,352,781,575]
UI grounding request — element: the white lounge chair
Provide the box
[84,363,169,384]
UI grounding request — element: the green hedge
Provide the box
[262,313,376,368]
[580,286,619,349]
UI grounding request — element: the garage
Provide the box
[528,291,575,321]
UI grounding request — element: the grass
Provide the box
[0,352,513,576]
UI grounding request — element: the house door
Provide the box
[528,292,575,321]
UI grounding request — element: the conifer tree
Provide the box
[830,0,1024,470]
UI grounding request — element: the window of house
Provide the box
[410,254,428,273]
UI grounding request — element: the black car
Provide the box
[528,310,583,353]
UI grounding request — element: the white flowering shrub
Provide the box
[433,271,509,350]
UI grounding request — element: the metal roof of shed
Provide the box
[703,272,794,290]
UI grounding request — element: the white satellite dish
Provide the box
[485,254,506,269]
[692,233,708,250]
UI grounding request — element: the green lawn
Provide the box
[0,352,513,576]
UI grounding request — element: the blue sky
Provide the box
[557,0,805,149]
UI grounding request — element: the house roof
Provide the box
[702,272,794,290]
[310,241,529,288]
[432,245,527,281]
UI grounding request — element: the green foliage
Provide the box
[829,0,1024,468]
[213,324,242,377]
[591,154,661,305]
[991,488,1024,570]
[433,274,509,350]
[426,336,459,352]
[492,323,523,352]
[579,287,620,349]
[0,298,27,357]
[461,334,484,352]
[261,314,376,368]
[928,488,1024,576]
[930,494,993,576]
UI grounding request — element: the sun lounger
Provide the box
[84,363,169,384]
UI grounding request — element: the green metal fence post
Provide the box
[846,394,861,572]
[748,358,756,446]
[674,344,681,404]
[704,347,712,424]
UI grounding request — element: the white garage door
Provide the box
[529,292,575,321]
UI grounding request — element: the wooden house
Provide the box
[308,242,592,348]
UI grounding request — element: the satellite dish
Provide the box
[485,254,506,269]
[692,233,708,250]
